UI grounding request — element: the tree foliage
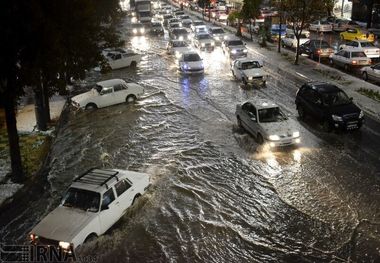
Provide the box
[240,0,262,40]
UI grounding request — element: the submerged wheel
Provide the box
[256,133,264,144]
[126,94,137,103]
[362,72,368,81]
[84,233,97,243]
[130,61,137,68]
[132,194,141,205]
[85,103,97,110]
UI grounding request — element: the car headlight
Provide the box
[30,233,38,242]
[359,110,364,118]
[201,43,205,47]
[268,135,280,141]
[175,51,181,58]
[243,49,248,53]
[179,36,184,41]
[140,28,145,33]
[214,36,220,40]
[292,131,300,138]
[179,22,183,27]
[231,50,237,54]
[182,64,189,70]
[224,35,228,40]
[59,241,71,250]
[133,28,137,34]
[211,42,215,46]
[332,114,343,121]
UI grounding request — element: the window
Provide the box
[101,87,113,95]
[114,84,126,92]
[62,188,100,212]
[115,179,132,196]
[101,188,115,209]
[303,88,320,104]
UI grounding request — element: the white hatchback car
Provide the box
[177,51,204,74]
[30,168,151,251]
[329,49,371,71]
[282,30,310,48]
[231,58,266,87]
[71,79,144,110]
[235,99,301,147]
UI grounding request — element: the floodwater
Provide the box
[1,13,380,263]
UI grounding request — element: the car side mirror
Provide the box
[101,204,109,211]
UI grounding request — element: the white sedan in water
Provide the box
[231,58,266,87]
[71,79,144,110]
[166,40,192,58]
[177,51,204,74]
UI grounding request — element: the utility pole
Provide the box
[341,0,344,18]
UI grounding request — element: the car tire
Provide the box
[256,133,264,145]
[329,59,334,67]
[237,116,243,129]
[297,105,306,120]
[132,194,141,205]
[126,94,137,103]
[84,233,98,243]
[344,64,350,72]
[322,120,332,132]
[85,103,97,110]
[130,61,137,68]
[242,78,248,86]
[362,72,368,81]
[232,70,236,78]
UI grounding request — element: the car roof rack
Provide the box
[73,168,120,189]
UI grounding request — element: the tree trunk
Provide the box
[367,0,374,29]
[42,80,51,123]
[3,92,24,182]
[278,16,282,53]
[237,19,242,37]
[294,37,300,65]
[34,87,47,131]
[250,19,253,41]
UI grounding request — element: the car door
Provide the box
[306,89,324,120]
[302,40,311,54]
[369,64,380,81]
[233,61,242,79]
[334,50,345,66]
[114,84,127,104]
[97,87,115,108]
[114,179,135,213]
[240,103,258,135]
[98,187,122,234]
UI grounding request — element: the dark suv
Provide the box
[295,81,364,131]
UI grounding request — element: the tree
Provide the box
[275,0,330,64]
[228,10,243,37]
[240,0,262,41]
[197,0,211,20]
[0,0,123,182]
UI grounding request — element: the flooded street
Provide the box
[1,16,380,263]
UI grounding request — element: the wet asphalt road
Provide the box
[1,14,380,263]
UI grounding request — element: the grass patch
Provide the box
[357,88,380,102]
[0,127,51,181]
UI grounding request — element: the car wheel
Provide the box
[132,194,141,205]
[256,133,264,145]
[242,78,248,86]
[84,233,97,243]
[297,105,306,120]
[329,59,334,67]
[237,116,243,129]
[310,52,315,60]
[362,71,368,81]
[130,61,137,68]
[232,70,236,78]
[126,94,137,103]
[344,64,350,72]
[85,103,97,110]
[322,120,332,132]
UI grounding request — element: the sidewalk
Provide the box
[0,92,66,207]
[182,4,380,121]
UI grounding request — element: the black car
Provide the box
[298,40,334,60]
[150,22,164,35]
[295,81,364,131]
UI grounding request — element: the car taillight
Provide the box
[316,49,321,54]
[351,60,357,65]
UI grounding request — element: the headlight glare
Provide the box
[359,110,364,118]
[231,50,237,54]
[332,114,343,121]
[292,131,300,138]
[133,28,137,34]
[59,241,71,250]
[268,135,280,141]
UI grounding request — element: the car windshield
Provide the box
[140,11,151,17]
[241,61,260,69]
[321,91,351,106]
[360,42,375,47]
[198,34,211,39]
[181,15,190,19]
[212,28,224,34]
[61,188,100,212]
[352,51,366,57]
[172,41,188,47]
[174,29,188,34]
[300,33,308,38]
[132,23,144,29]
[229,40,244,46]
[95,85,103,93]
[152,23,161,27]
[258,107,287,123]
[194,21,205,26]
[184,53,201,61]
[313,41,330,48]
